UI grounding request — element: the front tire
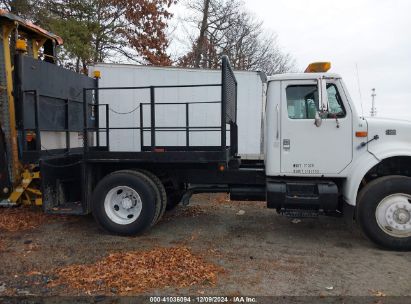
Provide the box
[92,171,157,235]
[357,175,411,250]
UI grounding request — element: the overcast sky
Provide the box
[171,0,411,119]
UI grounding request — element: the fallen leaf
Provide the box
[49,246,224,295]
[26,271,42,276]
[370,289,386,297]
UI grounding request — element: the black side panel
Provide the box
[0,124,10,197]
[14,54,96,131]
[40,155,86,214]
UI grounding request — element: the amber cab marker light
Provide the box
[356,131,368,138]
[305,62,331,73]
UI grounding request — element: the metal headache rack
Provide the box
[18,55,238,165]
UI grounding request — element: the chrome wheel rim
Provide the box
[376,194,411,238]
[104,186,142,225]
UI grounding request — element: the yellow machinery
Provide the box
[0,10,62,206]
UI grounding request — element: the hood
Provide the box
[365,117,411,158]
[366,117,411,132]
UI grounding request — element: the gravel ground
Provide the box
[0,194,410,298]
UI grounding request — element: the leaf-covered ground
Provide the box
[49,246,224,295]
[0,208,52,232]
[0,196,410,297]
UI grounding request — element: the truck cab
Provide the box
[265,70,358,177]
[264,63,411,249]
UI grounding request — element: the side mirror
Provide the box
[314,111,322,127]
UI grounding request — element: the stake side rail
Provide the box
[81,83,236,162]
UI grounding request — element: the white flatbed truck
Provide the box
[6,46,411,250]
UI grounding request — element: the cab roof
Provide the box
[267,72,341,82]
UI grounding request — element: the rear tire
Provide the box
[92,170,157,235]
[357,175,411,250]
[159,176,184,211]
[134,169,167,223]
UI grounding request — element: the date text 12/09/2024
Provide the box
[149,296,257,303]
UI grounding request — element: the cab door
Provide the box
[280,79,352,176]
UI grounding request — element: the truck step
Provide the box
[281,208,319,218]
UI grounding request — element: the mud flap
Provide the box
[40,155,89,215]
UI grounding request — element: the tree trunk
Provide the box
[194,0,210,68]
[94,1,102,63]
[75,57,80,73]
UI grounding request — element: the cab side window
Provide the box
[286,83,346,119]
[286,85,319,119]
[327,84,346,118]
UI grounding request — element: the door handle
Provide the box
[276,104,279,140]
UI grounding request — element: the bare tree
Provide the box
[178,0,295,74]
[193,0,210,67]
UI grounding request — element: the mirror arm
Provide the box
[319,78,329,112]
[328,113,340,128]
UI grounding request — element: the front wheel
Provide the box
[357,175,411,250]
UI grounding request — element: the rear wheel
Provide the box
[92,170,157,235]
[134,169,167,223]
[357,175,411,250]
